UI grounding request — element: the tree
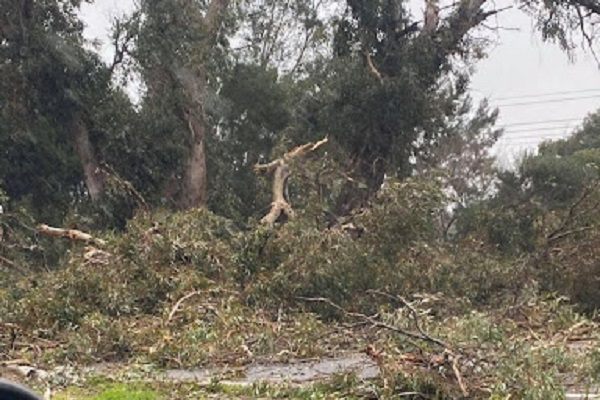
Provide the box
[133,0,230,210]
[519,0,600,57]
[457,108,600,256]
[0,0,129,222]
[510,110,600,210]
[286,0,506,216]
[415,98,502,237]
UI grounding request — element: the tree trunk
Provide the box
[170,0,229,210]
[179,109,207,209]
[71,116,103,201]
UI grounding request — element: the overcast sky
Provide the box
[80,1,600,167]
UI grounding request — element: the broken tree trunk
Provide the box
[255,137,328,225]
[38,224,106,247]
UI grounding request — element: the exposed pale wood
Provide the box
[38,224,106,246]
[255,138,328,225]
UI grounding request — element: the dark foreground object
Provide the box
[0,379,42,400]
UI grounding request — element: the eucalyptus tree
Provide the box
[131,0,231,210]
[0,0,130,222]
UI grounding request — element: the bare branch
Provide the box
[167,291,202,324]
[547,226,596,244]
[452,356,469,396]
[38,224,107,247]
[0,255,26,274]
[570,0,600,15]
[575,5,600,64]
[367,290,449,349]
[546,181,600,242]
[107,12,140,76]
[290,22,318,75]
[297,295,450,349]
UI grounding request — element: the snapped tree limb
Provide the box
[255,137,328,225]
[38,224,106,247]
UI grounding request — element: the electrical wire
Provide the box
[502,125,576,134]
[492,88,600,101]
[494,94,600,107]
[499,117,583,128]
[501,135,569,142]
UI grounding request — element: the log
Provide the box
[38,224,106,247]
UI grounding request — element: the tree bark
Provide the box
[71,116,103,201]
[179,109,207,209]
[172,0,229,209]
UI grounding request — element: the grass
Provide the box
[53,382,157,400]
[50,379,362,400]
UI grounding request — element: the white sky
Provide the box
[80,1,600,167]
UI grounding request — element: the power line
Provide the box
[496,140,561,147]
[493,88,600,101]
[502,135,569,142]
[499,117,583,128]
[499,142,561,148]
[502,137,567,143]
[495,94,600,108]
[502,125,576,135]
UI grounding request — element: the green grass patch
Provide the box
[53,382,157,400]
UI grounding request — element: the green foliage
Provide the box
[456,109,600,311]
[240,178,531,316]
[296,0,489,216]
[0,0,136,225]
[206,64,291,222]
[3,1,600,397]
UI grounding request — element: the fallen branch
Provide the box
[0,254,26,273]
[83,246,113,266]
[547,226,596,244]
[255,138,328,225]
[366,289,448,349]
[167,291,201,324]
[452,356,468,396]
[38,224,106,247]
[297,295,449,349]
